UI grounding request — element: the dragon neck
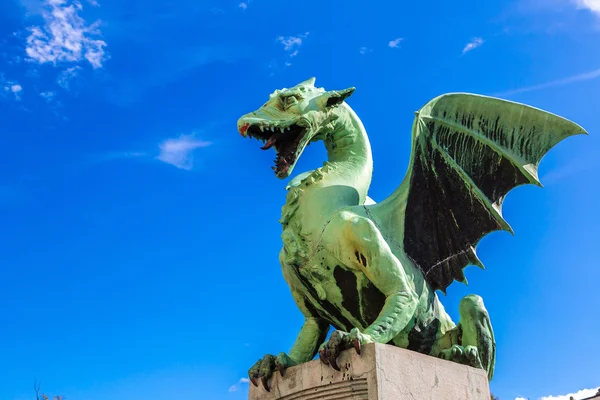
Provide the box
[281,104,373,231]
[320,103,373,196]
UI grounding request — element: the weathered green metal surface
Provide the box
[237,78,586,391]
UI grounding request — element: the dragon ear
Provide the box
[316,87,355,109]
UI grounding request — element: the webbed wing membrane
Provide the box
[368,94,586,293]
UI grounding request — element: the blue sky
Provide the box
[0,0,599,399]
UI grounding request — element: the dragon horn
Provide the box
[316,87,356,108]
[297,77,316,87]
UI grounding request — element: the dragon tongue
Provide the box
[261,135,277,150]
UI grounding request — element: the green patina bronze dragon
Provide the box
[237,78,586,391]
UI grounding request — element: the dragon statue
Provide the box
[237,78,586,391]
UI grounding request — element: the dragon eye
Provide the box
[285,96,298,106]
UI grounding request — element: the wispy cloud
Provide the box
[493,67,600,97]
[276,32,309,56]
[156,134,212,170]
[228,378,250,393]
[91,135,211,171]
[85,151,148,166]
[273,32,308,71]
[39,91,56,102]
[57,65,81,90]
[4,84,23,100]
[239,2,248,10]
[102,151,148,161]
[359,46,372,55]
[1,75,23,101]
[10,84,23,100]
[573,0,600,14]
[25,0,108,68]
[516,386,600,400]
[388,38,403,48]
[462,37,484,54]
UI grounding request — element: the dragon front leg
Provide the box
[248,288,329,391]
[318,211,419,369]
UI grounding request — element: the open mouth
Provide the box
[245,122,306,178]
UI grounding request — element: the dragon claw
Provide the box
[248,352,298,391]
[275,361,285,377]
[275,352,297,378]
[439,345,483,369]
[319,348,329,365]
[318,330,358,371]
[261,376,270,392]
[248,358,261,387]
[274,360,286,377]
[328,349,341,371]
[353,337,361,355]
[452,345,463,359]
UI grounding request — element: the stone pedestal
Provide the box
[249,343,490,400]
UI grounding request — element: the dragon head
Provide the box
[237,77,355,178]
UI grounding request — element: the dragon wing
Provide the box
[367,93,586,293]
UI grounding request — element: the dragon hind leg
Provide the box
[438,295,496,381]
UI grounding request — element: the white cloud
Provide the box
[228,377,250,393]
[10,84,23,100]
[40,91,56,102]
[278,36,302,51]
[388,38,403,48]
[239,2,248,10]
[274,33,308,70]
[1,75,23,101]
[462,37,484,54]
[539,387,600,400]
[359,46,372,54]
[57,65,81,89]
[276,32,309,54]
[156,134,211,170]
[514,387,600,400]
[573,0,600,13]
[25,0,107,68]
[493,67,600,97]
